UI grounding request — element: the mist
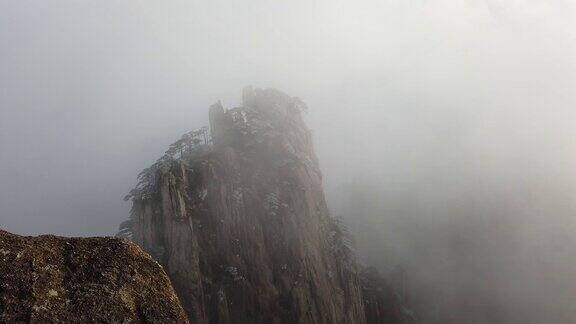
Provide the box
[1,1,576,323]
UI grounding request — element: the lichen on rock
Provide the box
[0,229,189,323]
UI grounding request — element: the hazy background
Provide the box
[1,1,576,323]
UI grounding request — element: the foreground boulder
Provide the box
[0,229,188,323]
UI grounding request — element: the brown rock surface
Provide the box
[0,229,189,323]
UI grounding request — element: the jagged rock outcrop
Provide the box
[123,87,366,323]
[0,229,189,323]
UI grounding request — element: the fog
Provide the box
[1,1,575,323]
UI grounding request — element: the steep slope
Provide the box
[0,229,188,323]
[122,87,365,323]
[360,267,416,323]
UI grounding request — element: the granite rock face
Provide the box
[0,229,189,323]
[124,87,366,323]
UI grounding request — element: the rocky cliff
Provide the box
[0,229,188,323]
[122,87,411,323]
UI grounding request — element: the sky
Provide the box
[2,0,574,236]
[1,1,576,321]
